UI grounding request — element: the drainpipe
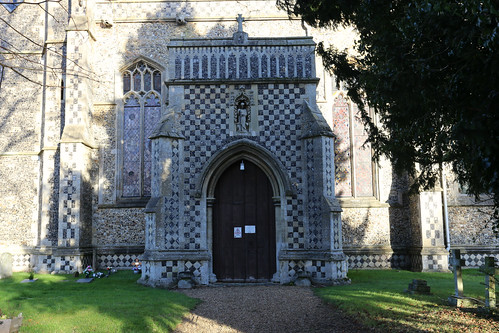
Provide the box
[441,167,451,251]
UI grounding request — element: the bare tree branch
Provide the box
[0,0,100,87]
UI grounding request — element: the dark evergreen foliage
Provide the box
[278,0,499,225]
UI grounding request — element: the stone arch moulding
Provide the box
[119,55,165,73]
[196,139,294,283]
[195,139,295,199]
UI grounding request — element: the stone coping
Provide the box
[166,78,320,85]
[169,36,315,48]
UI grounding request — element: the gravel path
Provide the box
[173,285,372,333]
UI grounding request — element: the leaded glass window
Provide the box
[122,61,161,198]
[332,93,374,197]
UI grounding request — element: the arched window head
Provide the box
[121,61,162,198]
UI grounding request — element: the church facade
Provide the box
[1,0,497,286]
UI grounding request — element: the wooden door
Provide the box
[213,160,276,282]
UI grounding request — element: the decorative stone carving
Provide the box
[234,89,251,133]
[233,14,248,44]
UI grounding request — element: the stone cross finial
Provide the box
[237,14,244,32]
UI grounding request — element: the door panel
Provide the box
[213,160,275,281]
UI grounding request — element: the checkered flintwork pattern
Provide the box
[161,260,181,279]
[165,140,181,249]
[305,139,322,249]
[331,212,342,250]
[183,84,230,172]
[184,261,203,277]
[40,255,56,271]
[97,254,140,269]
[420,192,444,247]
[461,253,499,268]
[258,83,304,175]
[182,85,230,249]
[58,143,79,247]
[160,260,203,279]
[423,255,446,271]
[287,260,305,277]
[12,254,31,271]
[257,83,305,249]
[143,262,151,276]
[309,260,327,279]
[287,197,305,249]
[146,213,155,249]
[286,260,328,279]
[180,83,307,250]
[323,137,334,197]
[59,256,76,272]
[65,33,91,126]
[347,254,410,269]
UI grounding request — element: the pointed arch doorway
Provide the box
[213,160,276,282]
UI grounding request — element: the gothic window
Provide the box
[332,93,375,197]
[121,61,161,198]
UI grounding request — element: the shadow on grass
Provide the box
[0,271,198,333]
[315,269,499,332]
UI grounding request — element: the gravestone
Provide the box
[451,249,464,297]
[0,253,13,279]
[406,279,431,295]
[480,257,497,309]
[0,313,22,333]
[448,249,481,308]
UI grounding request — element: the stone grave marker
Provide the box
[76,278,94,283]
[451,249,464,297]
[406,279,431,295]
[448,249,482,308]
[0,253,13,279]
[480,257,497,309]
[0,313,22,333]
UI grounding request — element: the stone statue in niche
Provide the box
[235,98,250,132]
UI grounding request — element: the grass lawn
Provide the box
[315,269,499,332]
[0,271,198,333]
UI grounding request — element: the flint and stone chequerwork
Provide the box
[139,31,348,286]
[1,1,497,283]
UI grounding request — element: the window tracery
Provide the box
[121,61,161,198]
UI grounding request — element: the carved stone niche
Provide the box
[229,85,258,136]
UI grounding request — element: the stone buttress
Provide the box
[33,0,97,272]
[410,189,450,272]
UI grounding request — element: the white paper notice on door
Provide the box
[234,227,242,238]
[245,225,256,234]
